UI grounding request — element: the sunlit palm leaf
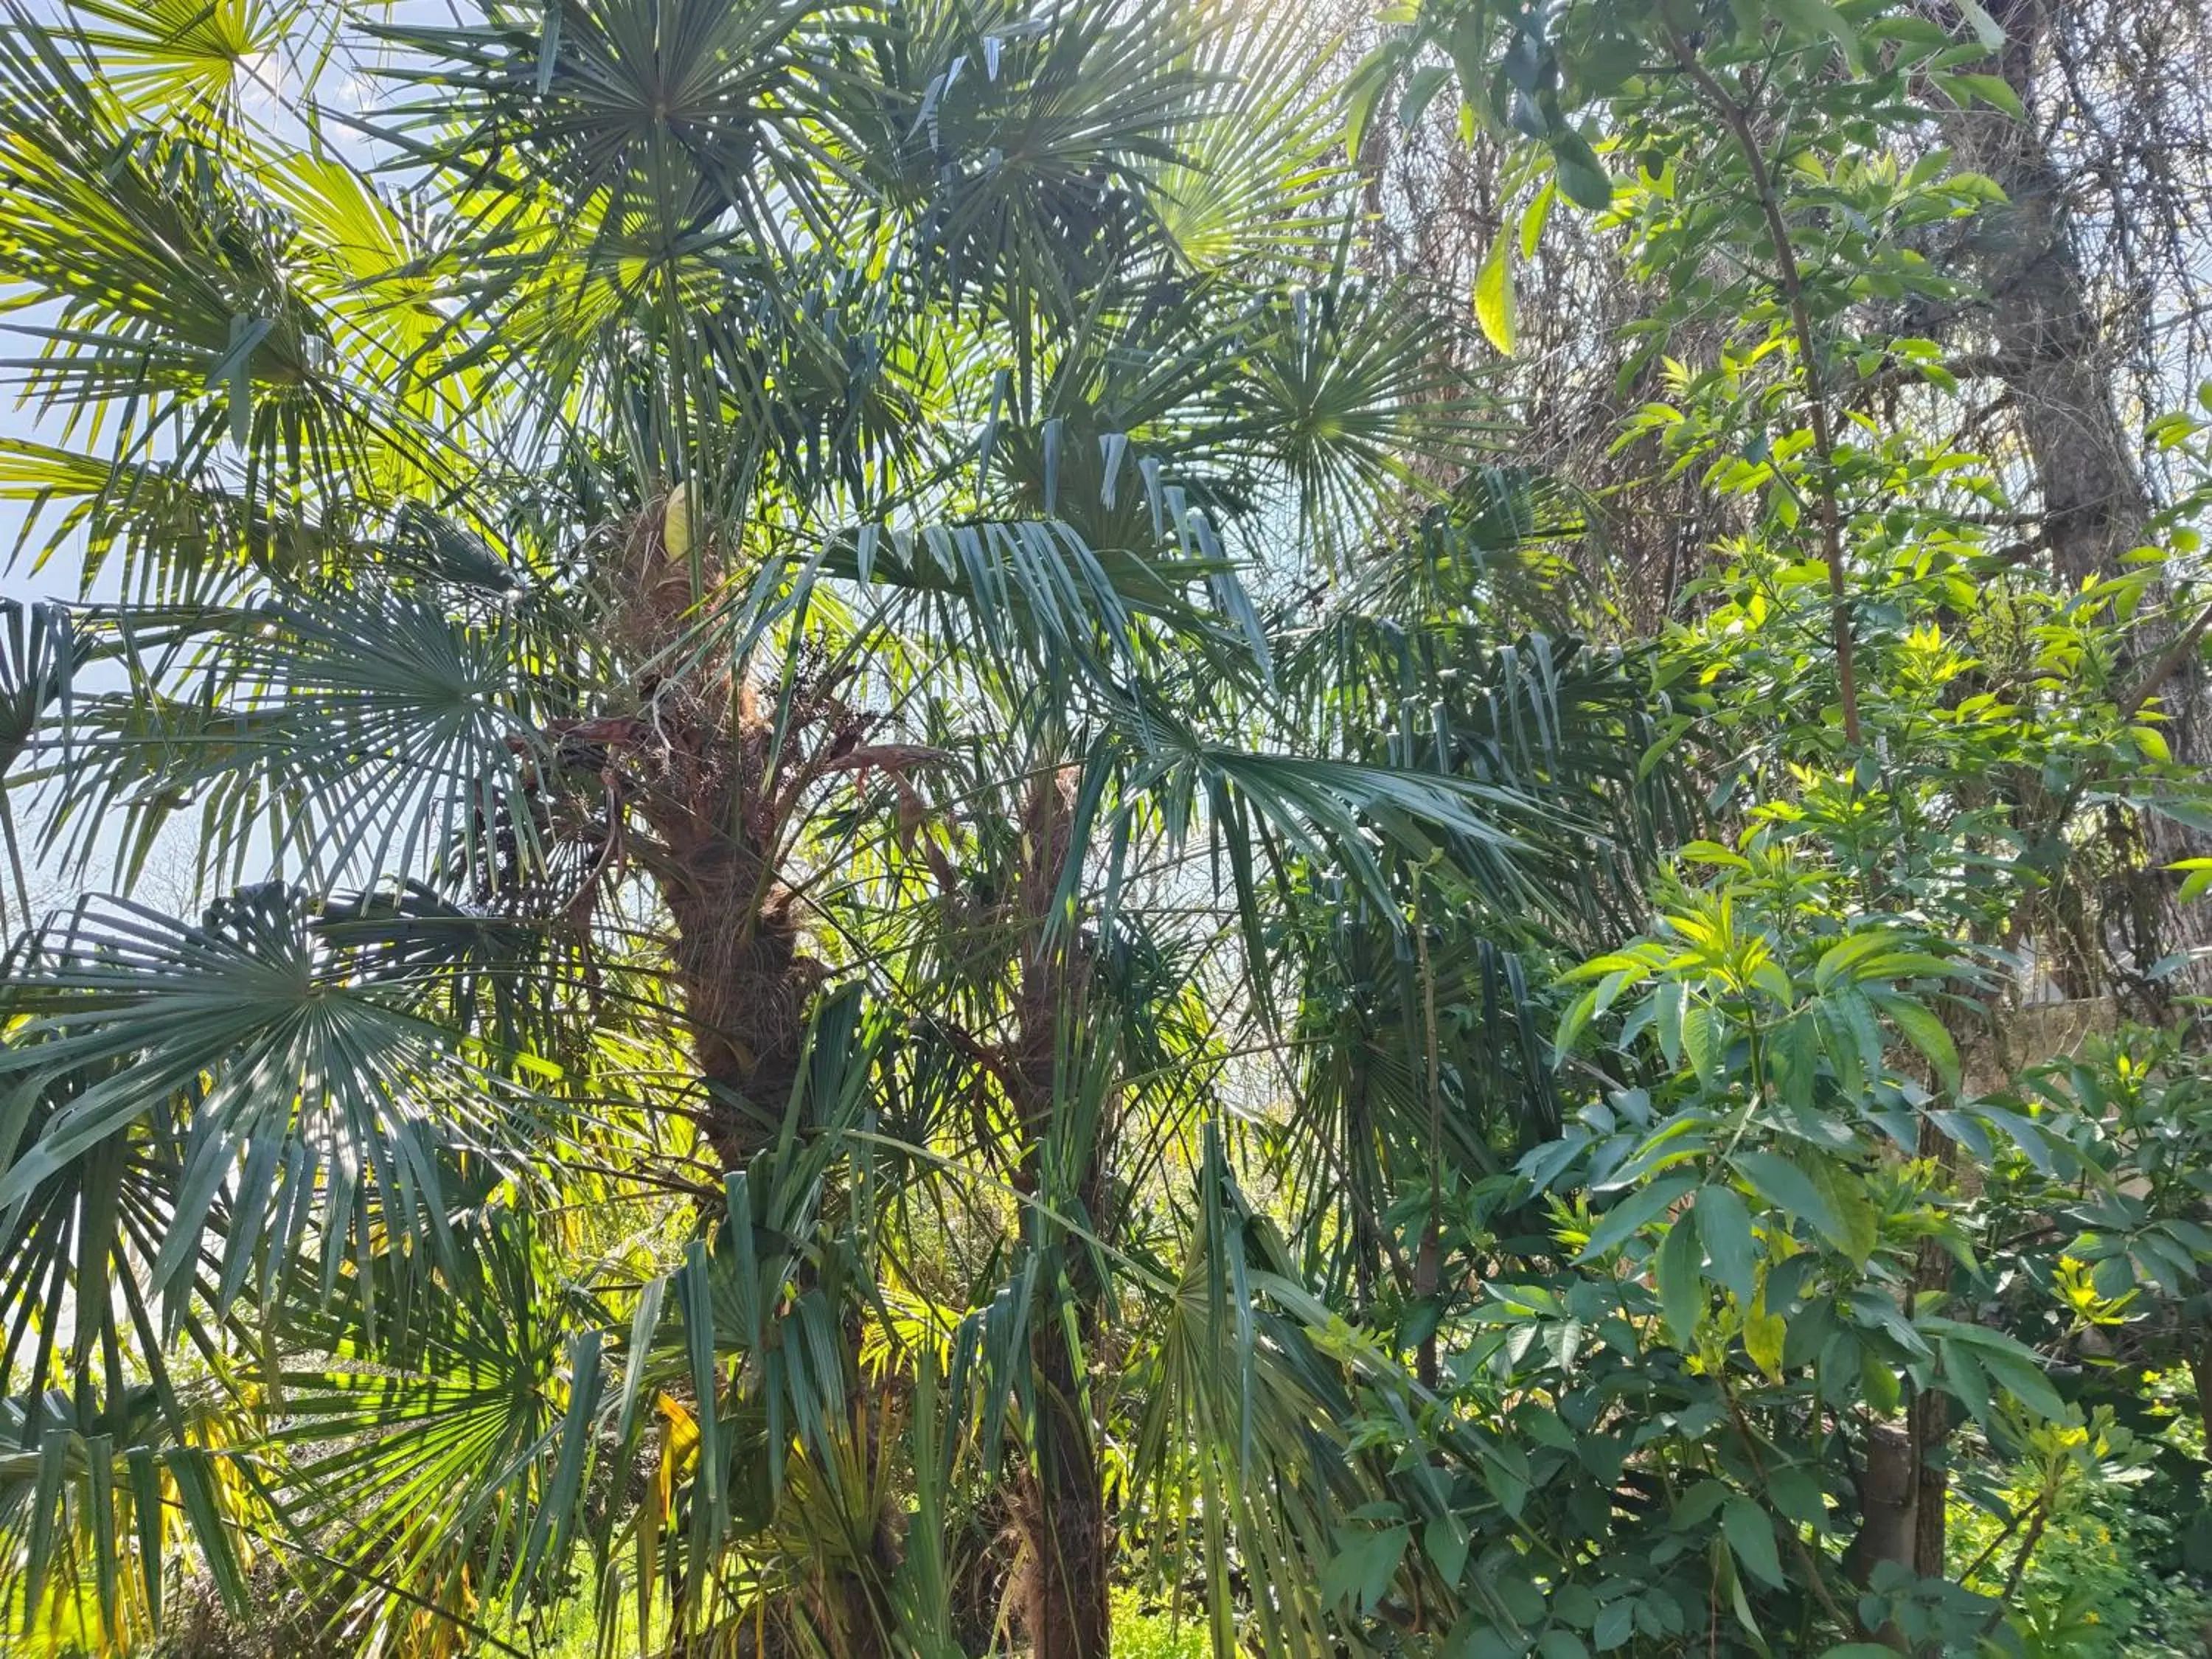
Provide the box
[369,0,848,279]
[69,0,298,124]
[0,20,441,504]
[0,886,543,1338]
[252,1212,598,1637]
[27,584,547,894]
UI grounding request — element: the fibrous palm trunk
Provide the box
[586,509,849,1171]
[1015,1336,1111,1659]
[588,510,897,1659]
[633,697,821,1172]
[1006,766,1113,1659]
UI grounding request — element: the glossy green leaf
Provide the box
[1722,1495,1785,1588]
[1733,1150,1838,1245]
[1655,1212,1703,1346]
[1696,1183,1759,1308]
[1576,1175,1696,1263]
[1475,232,1517,355]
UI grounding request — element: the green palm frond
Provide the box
[0,886,547,1344]
[27,582,549,894]
[901,0,1209,323]
[313,880,584,1054]
[68,0,300,125]
[0,1383,257,1654]
[818,514,1260,702]
[1212,276,1501,563]
[1150,6,1347,278]
[0,20,445,505]
[0,439,359,603]
[1131,1134,1372,1659]
[251,1211,598,1641]
[1330,465,1591,626]
[0,599,80,928]
[258,155,500,442]
[527,987,900,1647]
[369,0,849,274]
[1114,711,1567,928]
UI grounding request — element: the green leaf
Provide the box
[1551,1582,1598,1627]
[1400,63,1453,130]
[1770,0,1863,70]
[1493,1568,1547,1627]
[1947,72,2024,117]
[1862,1350,1903,1414]
[1952,0,2006,52]
[1854,952,1958,983]
[1656,1214,1703,1347]
[1593,1598,1635,1651]
[1744,1303,1786,1377]
[1728,1568,1761,1643]
[1322,1524,1408,1613]
[1938,1335,1992,1425]
[1520,180,1557,259]
[1554,983,1598,1066]
[1539,1632,1591,1659]
[24,1428,66,1614]
[1722,1496,1785,1588]
[677,1242,723,1528]
[1576,1175,1697,1263]
[518,1328,605,1597]
[1807,1159,1878,1265]
[1869,991,1961,1091]
[1777,1012,1819,1113]
[1767,1464,1828,1531]
[1475,232,1517,355]
[1681,1000,1725,1086]
[1928,1321,2067,1419]
[1813,931,1898,990]
[1733,1150,1838,1245]
[1550,129,1613,211]
[169,1447,245,1609]
[1343,53,1391,165]
[1423,1517,1470,1586]
[1697,1183,1759,1308]
[2171,858,2212,902]
[1655,980,1685,1067]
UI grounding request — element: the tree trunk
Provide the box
[1845,1420,1919,1591]
[1006,766,1113,1659]
[1946,3,2150,597]
[1016,1335,1112,1659]
[644,741,819,1173]
[593,507,891,1659]
[586,506,851,1172]
[1944,0,2212,997]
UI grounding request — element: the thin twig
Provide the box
[1978,1500,2051,1635]
[2118,594,2212,721]
[1673,33,1863,746]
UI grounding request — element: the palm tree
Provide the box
[0,1,1669,1655]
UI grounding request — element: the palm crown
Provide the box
[0,1,1667,1655]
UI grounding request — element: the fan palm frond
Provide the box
[24,582,549,895]
[0,886,549,1352]
[0,21,448,509]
